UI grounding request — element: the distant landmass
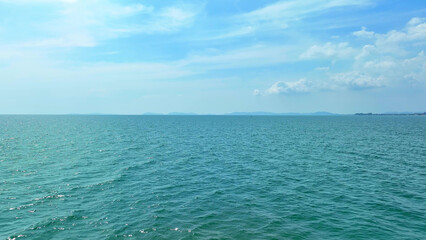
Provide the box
[225,111,338,116]
[142,112,164,115]
[142,111,339,116]
[142,112,197,115]
[168,112,198,115]
[355,112,426,116]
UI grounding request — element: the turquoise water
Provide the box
[1,115,425,239]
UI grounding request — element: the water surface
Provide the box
[1,116,425,239]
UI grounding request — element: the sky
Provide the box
[0,0,425,114]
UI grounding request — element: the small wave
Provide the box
[6,235,25,240]
[34,195,65,201]
[68,177,121,192]
[6,194,66,212]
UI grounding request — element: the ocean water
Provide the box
[0,115,425,240]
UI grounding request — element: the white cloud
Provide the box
[265,78,310,95]
[372,17,426,54]
[405,19,426,41]
[325,52,425,91]
[353,27,375,38]
[253,89,261,96]
[301,42,355,59]
[349,51,426,89]
[355,44,375,59]
[294,17,426,93]
[363,60,396,70]
[350,18,426,56]
[407,17,424,26]
[350,19,426,86]
[400,51,426,84]
[330,71,384,89]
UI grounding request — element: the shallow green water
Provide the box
[1,116,425,239]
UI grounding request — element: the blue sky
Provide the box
[0,0,425,114]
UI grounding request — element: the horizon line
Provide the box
[1,111,425,116]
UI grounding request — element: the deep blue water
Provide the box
[0,115,425,239]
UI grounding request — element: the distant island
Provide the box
[142,112,339,116]
[355,112,426,116]
[225,111,337,116]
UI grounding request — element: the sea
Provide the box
[1,115,425,239]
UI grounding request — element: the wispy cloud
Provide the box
[180,44,294,70]
[198,0,372,41]
[300,42,355,59]
[0,0,77,3]
[237,0,371,28]
[2,0,201,48]
[134,6,199,34]
[202,26,256,41]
